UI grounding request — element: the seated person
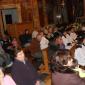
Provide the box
[0,44,12,66]
[46,27,54,41]
[52,27,61,38]
[32,29,38,39]
[2,35,12,54]
[0,51,15,85]
[49,34,65,51]
[11,48,40,85]
[37,33,49,50]
[82,24,85,31]
[43,27,48,36]
[11,37,19,49]
[51,49,85,85]
[0,64,16,85]
[19,29,32,47]
[29,37,43,69]
[49,34,65,57]
[62,30,70,46]
[75,31,85,66]
[70,27,77,41]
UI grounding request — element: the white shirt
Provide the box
[40,37,49,50]
[75,45,85,66]
[62,36,68,46]
[66,34,73,43]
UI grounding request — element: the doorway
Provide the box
[1,8,19,30]
[0,4,22,37]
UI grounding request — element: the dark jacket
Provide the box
[11,59,39,85]
[19,34,32,46]
[52,72,85,85]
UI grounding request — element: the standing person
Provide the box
[75,31,85,66]
[11,48,40,85]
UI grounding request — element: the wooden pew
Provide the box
[41,48,49,73]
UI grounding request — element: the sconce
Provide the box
[56,14,61,19]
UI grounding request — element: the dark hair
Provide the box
[24,29,29,33]
[53,34,62,41]
[3,66,12,75]
[14,47,23,58]
[0,55,13,75]
[50,49,77,73]
[76,31,85,44]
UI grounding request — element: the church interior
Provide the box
[0,0,85,85]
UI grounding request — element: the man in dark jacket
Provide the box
[11,48,40,85]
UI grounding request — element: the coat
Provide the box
[52,72,85,85]
[11,59,39,85]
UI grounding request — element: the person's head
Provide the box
[51,49,78,73]
[43,28,48,35]
[54,35,63,45]
[0,63,13,76]
[48,27,53,33]
[36,34,42,42]
[66,28,72,34]
[25,29,29,34]
[39,31,44,36]
[53,27,58,32]
[71,27,75,33]
[77,31,85,45]
[63,31,67,36]
[14,48,25,62]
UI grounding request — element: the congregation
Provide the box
[0,23,85,85]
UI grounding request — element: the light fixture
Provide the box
[56,14,61,19]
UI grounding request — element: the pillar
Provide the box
[41,48,49,73]
[31,0,40,30]
[42,0,48,26]
[84,0,85,16]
